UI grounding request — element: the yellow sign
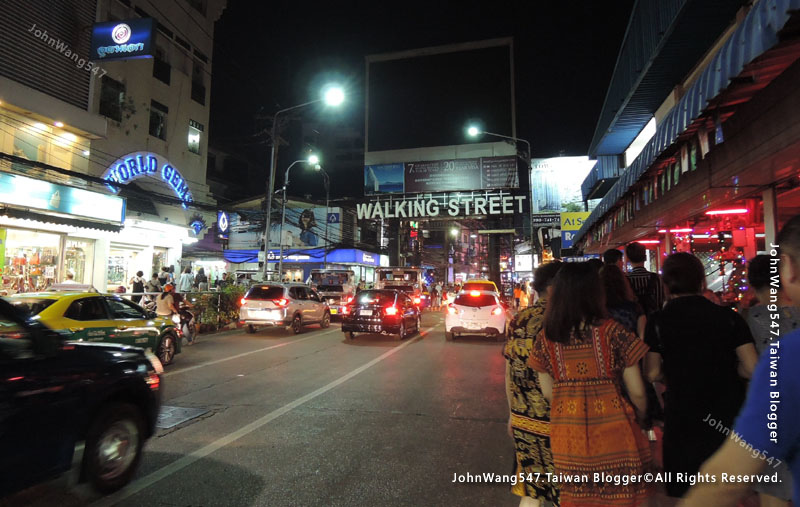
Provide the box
[560,212,591,231]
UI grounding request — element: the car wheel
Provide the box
[415,314,422,334]
[346,331,356,340]
[321,311,331,329]
[396,321,406,340]
[157,334,176,365]
[292,314,303,334]
[245,324,256,334]
[445,331,454,341]
[84,402,144,494]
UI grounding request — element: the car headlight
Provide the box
[172,314,181,324]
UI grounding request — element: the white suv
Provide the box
[445,290,510,342]
[240,283,330,334]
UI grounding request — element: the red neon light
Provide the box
[636,240,661,245]
[658,228,694,233]
[705,208,749,216]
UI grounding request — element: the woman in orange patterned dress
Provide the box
[528,262,653,507]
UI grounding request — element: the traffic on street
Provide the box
[2,309,514,507]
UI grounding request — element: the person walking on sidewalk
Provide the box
[129,271,146,304]
[178,267,194,293]
[643,252,757,500]
[625,241,665,316]
[505,261,563,507]
[529,262,653,507]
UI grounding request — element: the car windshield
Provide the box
[7,298,57,316]
[454,293,497,307]
[245,286,285,300]
[355,291,395,306]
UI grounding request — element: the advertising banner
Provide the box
[530,156,595,213]
[560,211,591,248]
[365,155,518,195]
[90,18,154,61]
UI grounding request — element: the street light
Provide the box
[312,164,331,268]
[276,154,320,278]
[466,124,535,250]
[450,228,459,237]
[262,84,345,281]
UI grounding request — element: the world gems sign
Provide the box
[102,151,193,208]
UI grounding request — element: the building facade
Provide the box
[576,0,800,304]
[0,0,226,292]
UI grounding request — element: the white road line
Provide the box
[164,328,340,377]
[92,325,438,507]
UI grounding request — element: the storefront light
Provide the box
[54,121,64,127]
[657,228,693,233]
[636,240,661,245]
[705,208,749,215]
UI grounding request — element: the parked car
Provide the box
[445,289,510,341]
[341,289,421,340]
[0,298,162,496]
[5,291,181,365]
[239,283,330,334]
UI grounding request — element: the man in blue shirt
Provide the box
[682,215,800,505]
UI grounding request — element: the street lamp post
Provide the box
[277,156,319,279]
[466,127,534,249]
[313,164,331,268]
[262,86,344,281]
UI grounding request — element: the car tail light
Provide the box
[272,298,288,307]
[491,306,503,316]
[384,306,398,316]
[470,290,480,297]
[345,296,353,303]
[341,305,350,314]
[447,304,458,315]
[413,297,421,305]
[240,297,247,306]
[145,373,161,391]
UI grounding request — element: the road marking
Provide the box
[164,328,340,377]
[92,325,438,507]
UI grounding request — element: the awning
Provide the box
[1,207,123,232]
[223,249,259,264]
[575,0,800,244]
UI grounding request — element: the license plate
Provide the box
[465,321,485,330]
[360,309,373,316]
[330,308,338,314]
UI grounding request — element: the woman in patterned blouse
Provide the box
[504,261,563,507]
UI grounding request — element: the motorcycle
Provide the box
[172,303,197,344]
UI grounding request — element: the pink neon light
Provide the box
[657,228,694,233]
[705,208,749,215]
[636,240,661,244]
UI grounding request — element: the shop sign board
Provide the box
[0,172,125,224]
[531,213,561,226]
[562,254,601,263]
[90,18,154,61]
[560,211,591,248]
[102,151,193,208]
[514,254,533,272]
[365,155,518,195]
[217,211,230,239]
[262,248,380,266]
[356,194,525,220]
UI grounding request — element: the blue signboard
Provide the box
[327,212,340,224]
[0,172,125,224]
[90,18,154,62]
[261,248,380,265]
[217,211,230,239]
[102,151,193,208]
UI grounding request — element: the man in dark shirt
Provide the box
[625,241,664,315]
[602,248,624,269]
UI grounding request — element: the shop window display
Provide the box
[107,248,139,289]
[1,229,60,293]
[64,238,94,284]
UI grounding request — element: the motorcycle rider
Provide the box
[171,286,196,345]
[155,283,178,316]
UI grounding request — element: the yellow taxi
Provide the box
[4,291,182,365]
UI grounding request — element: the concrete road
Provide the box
[3,312,518,507]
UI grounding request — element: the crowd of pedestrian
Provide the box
[504,215,800,507]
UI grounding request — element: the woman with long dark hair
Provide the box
[529,262,653,507]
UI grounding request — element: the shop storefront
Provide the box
[222,247,387,284]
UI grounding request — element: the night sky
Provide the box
[210,0,635,198]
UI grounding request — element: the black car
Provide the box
[0,298,162,497]
[341,289,421,340]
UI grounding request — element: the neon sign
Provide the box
[103,151,193,208]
